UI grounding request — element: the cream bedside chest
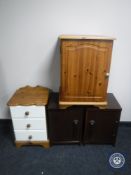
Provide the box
[7,86,50,148]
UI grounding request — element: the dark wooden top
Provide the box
[7,86,49,106]
[47,93,122,110]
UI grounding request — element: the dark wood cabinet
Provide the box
[47,93,121,145]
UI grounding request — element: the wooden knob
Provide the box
[28,135,32,140]
[105,73,110,78]
[25,111,29,116]
[26,124,31,128]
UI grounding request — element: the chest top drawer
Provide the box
[10,106,46,119]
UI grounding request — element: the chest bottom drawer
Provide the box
[14,130,47,141]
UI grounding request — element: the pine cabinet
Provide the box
[47,93,121,145]
[59,35,115,107]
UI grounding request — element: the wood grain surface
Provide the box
[15,140,50,148]
[7,85,49,106]
[59,38,113,105]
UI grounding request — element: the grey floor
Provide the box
[0,121,131,175]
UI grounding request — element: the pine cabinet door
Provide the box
[60,40,113,103]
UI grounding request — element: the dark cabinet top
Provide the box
[47,93,122,110]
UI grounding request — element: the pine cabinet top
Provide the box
[59,35,116,40]
[7,86,49,106]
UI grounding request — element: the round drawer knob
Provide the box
[26,124,31,128]
[25,111,29,116]
[28,135,32,140]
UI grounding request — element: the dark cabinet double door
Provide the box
[47,93,121,145]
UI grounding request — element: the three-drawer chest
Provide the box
[7,86,50,148]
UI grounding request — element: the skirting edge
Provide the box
[15,140,50,148]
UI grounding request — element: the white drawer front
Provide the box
[10,106,46,118]
[12,118,47,130]
[14,130,47,141]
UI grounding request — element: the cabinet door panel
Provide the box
[84,109,120,144]
[61,40,113,102]
[48,109,83,143]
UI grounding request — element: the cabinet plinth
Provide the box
[59,35,115,106]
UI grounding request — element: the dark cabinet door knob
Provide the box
[89,120,95,125]
[73,120,79,125]
[25,111,29,116]
[72,119,79,140]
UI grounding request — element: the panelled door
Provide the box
[48,109,84,144]
[83,108,120,144]
[60,40,113,102]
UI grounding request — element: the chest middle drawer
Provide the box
[12,118,47,130]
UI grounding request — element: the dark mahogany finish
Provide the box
[47,93,122,145]
[47,93,84,144]
[83,109,121,145]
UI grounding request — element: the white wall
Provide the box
[0,0,131,121]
